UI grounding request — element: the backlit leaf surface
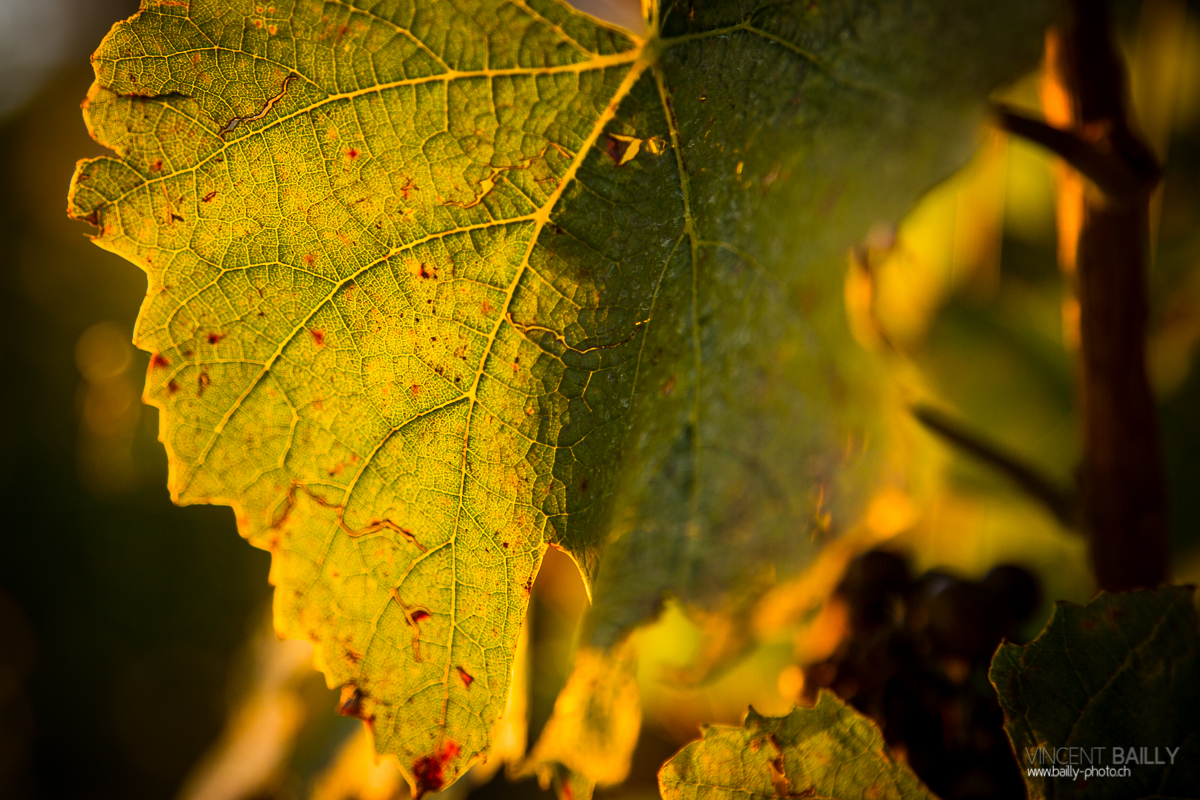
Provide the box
[68,0,1047,791]
[658,692,935,800]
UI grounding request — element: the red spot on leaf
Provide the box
[413,741,460,797]
[410,384,422,396]
[150,159,163,172]
[150,353,170,369]
[456,666,474,688]
[168,380,180,394]
[482,300,493,316]
[411,609,431,623]
[206,332,223,345]
[310,329,325,346]
[303,252,316,265]
[346,148,359,159]
[197,372,211,396]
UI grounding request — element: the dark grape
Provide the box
[982,564,1040,628]
[835,549,912,631]
[923,579,1005,661]
[803,552,1041,800]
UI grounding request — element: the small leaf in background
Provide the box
[990,586,1200,800]
[519,642,641,799]
[658,691,935,800]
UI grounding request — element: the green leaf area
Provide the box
[68,0,1046,792]
[658,692,935,800]
[991,586,1200,800]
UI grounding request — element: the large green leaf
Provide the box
[658,692,935,800]
[991,586,1200,800]
[68,0,1047,792]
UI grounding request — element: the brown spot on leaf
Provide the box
[410,384,422,396]
[456,666,474,688]
[337,685,372,721]
[168,380,180,394]
[603,133,643,166]
[150,353,170,369]
[310,328,325,346]
[206,332,223,345]
[151,159,163,172]
[197,371,211,396]
[769,754,791,796]
[409,261,437,280]
[411,609,431,623]
[662,375,676,395]
[202,190,217,203]
[603,133,635,165]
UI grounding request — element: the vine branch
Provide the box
[995,0,1167,590]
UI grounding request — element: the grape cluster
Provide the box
[802,551,1039,800]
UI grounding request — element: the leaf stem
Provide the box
[912,405,1076,527]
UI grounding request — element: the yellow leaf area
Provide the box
[519,644,640,798]
[68,0,660,792]
[659,693,935,800]
[67,0,1048,794]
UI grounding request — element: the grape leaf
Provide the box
[990,586,1200,800]
[658,692,936,800]
[68,0,1047,792]
[518,643,640,798]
